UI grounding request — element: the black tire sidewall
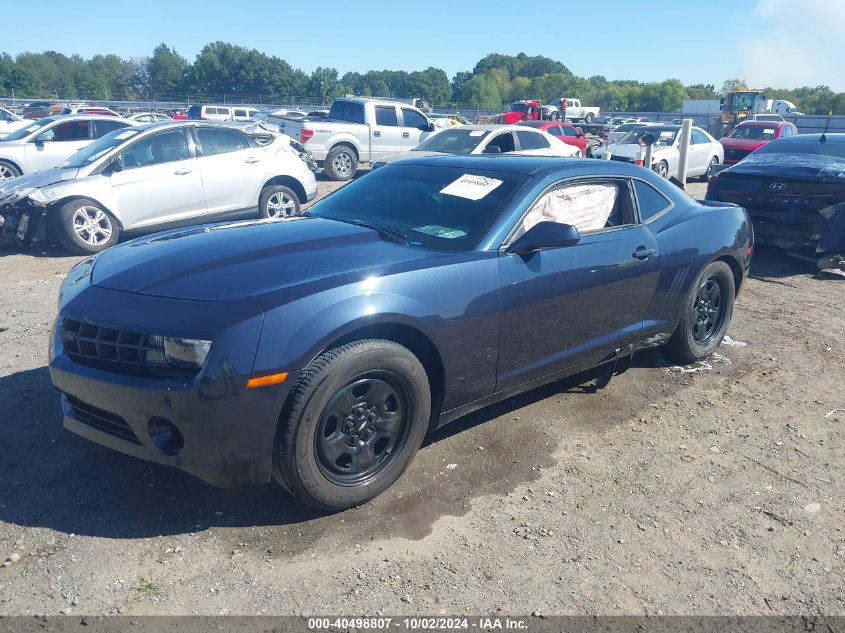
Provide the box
[669,261,735,362]
[278,341,430,510]
[656,161,668,178]
[55,199,119,254]
[324,145,357,181]
[0,160,21,179]
[259,185,300,218]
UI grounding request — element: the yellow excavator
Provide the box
[711,89,768,137]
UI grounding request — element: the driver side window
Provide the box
[516,180,636,238]
[120,130,190,169]
[486,132,515,153]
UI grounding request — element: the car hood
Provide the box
[91,217,446,301]
[724,153,845,181]
[0,167,80,202]
[720,137,767,151]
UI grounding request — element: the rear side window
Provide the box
[561,126,577,137]
[401,108,428,130]
[374,106,399,126]
[329,101,365,124]
[691,129,710,144]
[196,127,251,156]
[633,179,672,221]
[94,119,130,138]
[516,131,550,150]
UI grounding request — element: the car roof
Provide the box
[437,124,540,132]
[40,114,135,123]
[388,153,647,178]
[773,133,845,144]
[737,120,787,127]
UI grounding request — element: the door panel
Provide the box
[400,108,429,150]
[497,225,660,389]
[371,105,403,158]
[195,127,266,213]
[111,158,205,228]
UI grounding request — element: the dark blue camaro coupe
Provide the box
[50,156,752,510]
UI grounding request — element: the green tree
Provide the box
[460,75,500,109]
[719,78,748,95]
[147,44,187,97]
[307,67,341,104]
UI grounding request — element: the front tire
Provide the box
[664,261,735,363]
[653,160,668,178]
[273,339,431,511]
[549,112,559,121]
[0,160,21,181]
[701,156,719,181]
[55,199,119,254]
[259,185,300,219]
[323,144,358,181]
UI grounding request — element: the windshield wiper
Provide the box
[342,219,408,244]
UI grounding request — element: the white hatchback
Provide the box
[0,122,318,254]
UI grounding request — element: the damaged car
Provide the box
[0,114,136,181]
[0,121,317,254]
[706,133,845,271]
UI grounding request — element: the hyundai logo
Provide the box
[769,183,789,192]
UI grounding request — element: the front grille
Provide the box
[65,395,140,444]
[60,319,196,379]
[725,148,752,162]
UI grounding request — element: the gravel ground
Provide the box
[0,180,843,616]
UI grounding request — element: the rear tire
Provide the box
[549,112,559,121]
[584,112,594,123]
[0,160,21,181]
[323,144,358,181]
[55,199,119,254]
[664,261,735,363]
[272,339,431,511]
[700,156,719,181]
[654,160,669,178]
[259,185,300,218]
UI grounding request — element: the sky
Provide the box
[3,0,844,91]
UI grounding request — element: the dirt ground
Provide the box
[0,180,843,617]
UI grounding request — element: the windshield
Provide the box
[754,138,845,159]
[306,164,529,252]
[2,119,50,142]
[61,128,141,168]
[509,103,528,113]
[412,129,490,154]
[618,127,678,146]
[729,125,777,141]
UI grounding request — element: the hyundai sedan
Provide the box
[50,155,752,510]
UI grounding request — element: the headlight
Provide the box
[163,337,213,369]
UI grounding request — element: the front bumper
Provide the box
[49,284,295,487]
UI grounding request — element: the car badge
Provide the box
[769,183,788,192]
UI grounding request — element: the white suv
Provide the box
[0,122,317,254]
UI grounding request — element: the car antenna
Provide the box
[820,133,827,144]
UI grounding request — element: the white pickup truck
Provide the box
[280,97,437,180]
[547,98,600,123]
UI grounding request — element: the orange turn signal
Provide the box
[246,372,288,389]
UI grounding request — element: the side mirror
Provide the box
[483,145,502,154]
[506,221,581,255]
[426,122,436,131]
[111,155,125,172]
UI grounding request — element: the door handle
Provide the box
[373,130,381,137]
[244,157,261,164]
[174,168,193,175]
[633,246,655,260]
[402,132,410,138]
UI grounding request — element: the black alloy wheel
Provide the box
[315,373,411,485]
[690,275,727,346]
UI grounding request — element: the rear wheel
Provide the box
[653,160,668,178]
[664,261,735,363]
[0,161,21,181]
[55,199,119,254]
[259,185,300,219]
[272,339,431,511]
[549,111,559,121]
[584,112,594,123]
[701,156,719,181]
[323,144,358,181]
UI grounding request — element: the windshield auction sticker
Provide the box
[440,174,503,200]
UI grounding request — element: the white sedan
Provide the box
[0,106,33,140]
[0,115,136,181]
[372,124,581,169]
[603,125,724,180]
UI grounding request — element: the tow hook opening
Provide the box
[147,417,184,456]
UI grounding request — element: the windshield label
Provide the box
[414,225,467,239]
[764,128,775,134]
[440,174,503,200]
[468,131,486,137]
